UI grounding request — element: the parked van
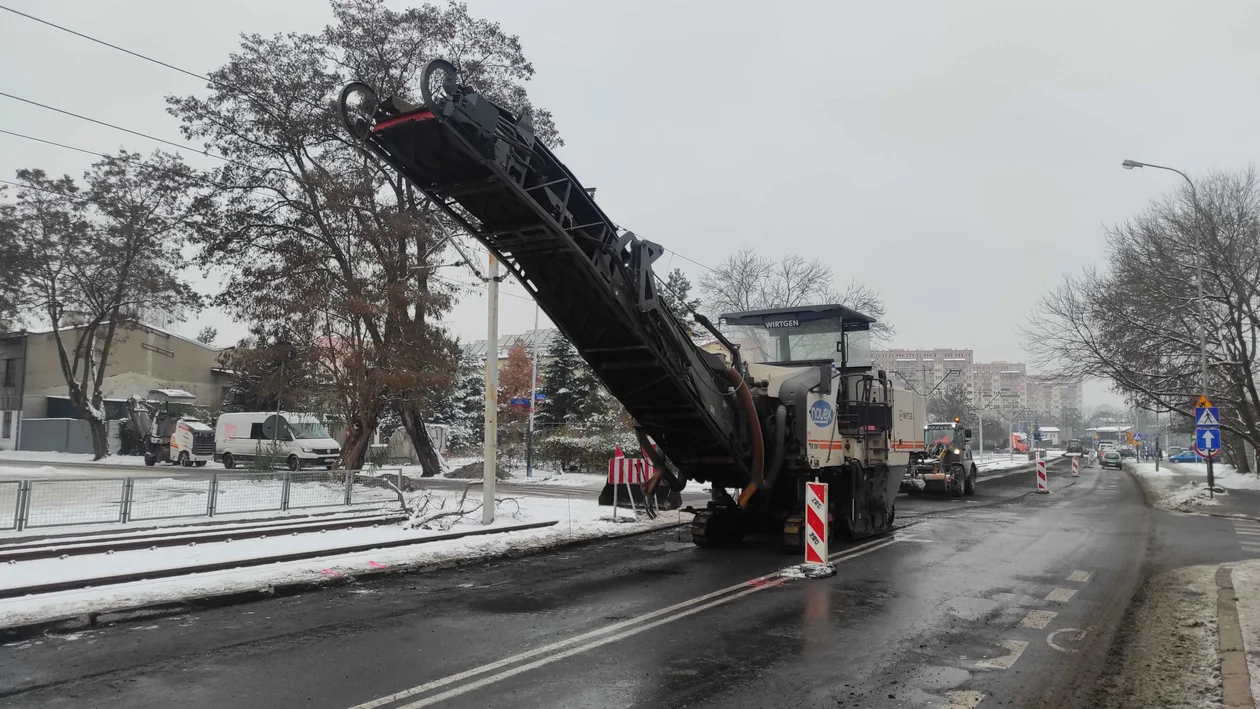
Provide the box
[215,412,341,470]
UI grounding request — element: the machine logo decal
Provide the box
[764,319,799,329]
[809,400,834,427]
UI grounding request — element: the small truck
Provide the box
[900,419,977,497]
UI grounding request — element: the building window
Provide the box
[2,412,10,440]
[1,358,14,388]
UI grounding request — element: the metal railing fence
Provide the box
[2,469,404,531]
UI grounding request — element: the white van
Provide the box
[215,412,341,470]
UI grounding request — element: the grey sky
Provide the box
[4,0,1259,410]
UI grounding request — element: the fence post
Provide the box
[344,469,354,506]
[207,473,218,517]
[281,471,291,512]
[120,477,134,523]
[15,480,30,531]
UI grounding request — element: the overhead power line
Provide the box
[0,5,212,84]
[0,90,233,164]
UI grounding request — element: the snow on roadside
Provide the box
[1207,464,1260,491]
[1130,462,1224,513]
[512,472,607,488]
[0,492,682,630]
[1088,564,1222,708]
[1230,561,1260,705]
[0,451,149,467]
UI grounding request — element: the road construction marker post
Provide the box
[1071,456,1079,478]
[1036,458,1049,494]
[805,481,828,564]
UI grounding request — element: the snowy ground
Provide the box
[1125,461,1260,514]
[0,451,147,467]
[0,492,682,630]
[1089,563,1223,708]
[1229,561,1260,705]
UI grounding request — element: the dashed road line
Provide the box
[1045,587,1077,603]
[1067,570,1092,583]
[976,639,1029,670]
[942,690,986,708]
[1020,609,1058,629]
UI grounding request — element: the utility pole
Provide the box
[525,305,540,478]
[1122,159,1214,492]
[483,254,499,524]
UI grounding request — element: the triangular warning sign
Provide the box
[1197,409,1220,427]
[1196,395,1213,409]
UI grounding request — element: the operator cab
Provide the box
[720,304,874,369]
[925,420,970,457]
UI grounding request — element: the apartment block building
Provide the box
[872,348,1081,419]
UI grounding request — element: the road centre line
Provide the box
[1020,610,1057,629]
[1067,570,1093,583]
[976,639,1029,670]
[1046,587,1077,603]
[350,535,900,709]
[941,690,987,708]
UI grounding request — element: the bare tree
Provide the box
[699,247,893,340]
[1025,168,1260,463]
[167,0,557,472]
[3,154,208,458]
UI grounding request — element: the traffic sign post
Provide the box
[1194,397,1221,497]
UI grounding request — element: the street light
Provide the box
[1121,158,1214,493]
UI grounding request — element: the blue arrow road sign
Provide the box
[1196,427,1222,457]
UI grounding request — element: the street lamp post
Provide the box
[1122,159,1214,492]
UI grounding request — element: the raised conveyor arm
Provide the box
[339,62,754,487]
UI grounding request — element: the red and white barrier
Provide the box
[607,458,654,485]
[1071,456,1080,477]
[1036,458,1049,494]
[805,481,829,564]
[607,457,655,520]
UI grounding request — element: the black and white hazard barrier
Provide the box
[1036,458,1049,494]
[805,481,828,564]
[1071,455,1080,477]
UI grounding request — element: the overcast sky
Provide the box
[4,0,1260,410]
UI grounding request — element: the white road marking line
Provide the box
[942,690,986,708]
[1046,588,1077,603]
[1067,570,1093,583]
[1020,609,1058,629]
[1047,627,1087,653]
[976,639,1029,670]
[349,536,901,709]
[1234,528,1260,535]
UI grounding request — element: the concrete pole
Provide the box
[483,254,499,524]
[526,304,540,478]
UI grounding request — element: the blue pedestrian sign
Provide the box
[1195,427,1222,458]
[1195,407,1220,428]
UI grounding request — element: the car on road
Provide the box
[1169,450,1205,463]
[1100,449,1123,469]
[1065,439,1084,456]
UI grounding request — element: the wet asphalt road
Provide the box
[0,457,1244,708]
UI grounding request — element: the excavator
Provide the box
[339,61,925,547]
